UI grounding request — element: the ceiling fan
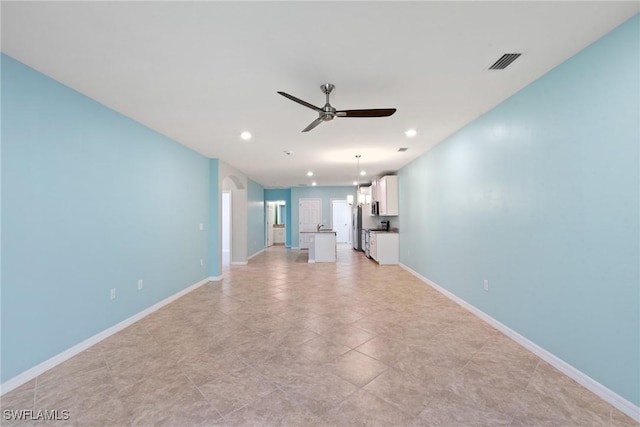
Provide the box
[277,83,397,132]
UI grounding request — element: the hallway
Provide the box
[1,245,634,426]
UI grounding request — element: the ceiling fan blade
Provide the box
[302,117,324,132]
[335,108,397,118]
[277,91,323,113]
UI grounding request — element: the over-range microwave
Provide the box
[371,201,379,216]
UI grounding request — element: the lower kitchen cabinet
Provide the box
[370,232,399,265]
[273,227,285,244]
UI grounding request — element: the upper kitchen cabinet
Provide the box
[378,175,398,216]
[370,179,378,202]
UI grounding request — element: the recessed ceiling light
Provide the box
[360,171,366,176]
[311,181,317,186]
[405,129,417,138]
[353,181,358,186]
[240,131,252,140]
[307,171,313,177]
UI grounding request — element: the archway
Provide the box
[221,175,247,268]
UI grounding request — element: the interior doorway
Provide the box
[266,200,286,247]
[222,191,231,265]
[331,199,352,244]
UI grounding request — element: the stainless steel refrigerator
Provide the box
[352,204,377,251]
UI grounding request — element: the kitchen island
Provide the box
[301,231,336,263]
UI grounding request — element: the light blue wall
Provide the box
[1,55,211,382]
[208,159,220,278]
[265,188,292,247]
[291,186,357,247]
[247,179,265,256]
[398,16,639,405]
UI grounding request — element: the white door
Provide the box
[332,199,351,244]
[266,202,276,247]
[299,198,321,249]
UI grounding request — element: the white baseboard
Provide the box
[247,248,265,261]
[399,263,640,422]
[208,275,223,281]
[0,276,212,396]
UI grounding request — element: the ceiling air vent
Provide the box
[489,53,521,70]
[398,147,408,152]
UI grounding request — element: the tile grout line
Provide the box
[507,358,542,426]
[32,376,38,411]
[183,374,225,423]
[98,341,139,427]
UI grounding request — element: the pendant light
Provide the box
[355,155,364,205]
[348,155,361,206]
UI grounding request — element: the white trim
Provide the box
[399,263,640,422]
[231,261,248,265]
[208,275,223,282]
[247,248,265,261]
[0,276,212,396]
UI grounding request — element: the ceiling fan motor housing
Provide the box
[321,84,336,121]
[321,83,335,95]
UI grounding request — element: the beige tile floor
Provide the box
[1,245,637,426]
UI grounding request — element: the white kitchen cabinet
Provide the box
[369,231,377,260]
[370,231,399,265]
[378,175,398,216]
[371,179,378,202]
[273,227,285,244]
[308,232,337,263]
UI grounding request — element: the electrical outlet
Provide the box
[110,288,116,300]
[138,279,143,290]
[483,279,489,291]
[200,258,204,266]
[408,249,411,256]
[199,223,204,231]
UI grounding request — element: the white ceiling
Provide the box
[2,1,638,188]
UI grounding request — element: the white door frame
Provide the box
[222,191,232,265]
[265,201,278,247]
